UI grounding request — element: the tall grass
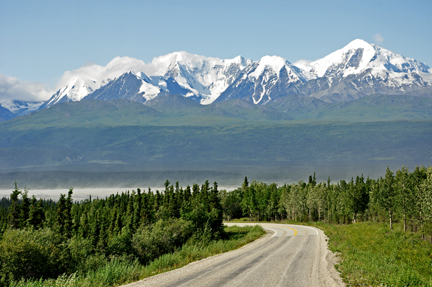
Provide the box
[11,225,264,287]
[312,222,432,286]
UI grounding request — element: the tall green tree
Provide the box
[377,167,397,230]
[395,167,415,232]
[19,189,30,228]
[8,183,21,228]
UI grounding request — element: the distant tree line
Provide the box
[221,166,432,238]
[0,180,223,285]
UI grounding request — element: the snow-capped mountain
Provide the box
[308,39,430,78]
[39,77,99,109]
[214,39,432,104]
[215,56,306,104]
[40,57,149,109]
[39,52,251,109]
[293,39,432,102]
[0,99,44,117]
[83,72,162,103]
[144,51,252,104]
[5,39,429,119]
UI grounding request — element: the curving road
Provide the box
[123,223,344,287]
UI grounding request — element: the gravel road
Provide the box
[123,223,344,287]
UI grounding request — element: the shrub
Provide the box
[132,218,192,264]
[0,228,62,284]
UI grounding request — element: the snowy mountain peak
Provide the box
[0,99,43,116]
[145,51,214,76]
[310,39,378,78]
[249,55,303,82]
[344,38,375,50]
[82,70,161,102]
[228,55,251,66]
[43,76,97,108]
[308,39,431,83]
[255,56,290,74]
[142,51,252,104]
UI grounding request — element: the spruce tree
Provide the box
[64,189,73,238]
[19,190,30,228]
[56,194,67,235]
[209,181,224,238]
[27,195,38,228]
[8,183,21,228]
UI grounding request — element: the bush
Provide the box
[106,229,133,257]
[132,218,192,264]
[0,228,63,284]
[64,237,111,275]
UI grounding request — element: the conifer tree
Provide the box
[184,185,192,207]
[90,211,100,247]
[79,212,89,238]
[8,183,21,228]
[209,181,223,238]
[27,195,44,229]
[56,194,67,236]
[192,184,200,200]
[109,205,118,236]
[19,189,30,228]
[125,192,135,233]
[114,209,123,235]
[133,198,141,230]
[64,189,73,237]
[242,177,249,190]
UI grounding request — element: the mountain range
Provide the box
[1,39,431,122]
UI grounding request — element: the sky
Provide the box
[1,0,431,101]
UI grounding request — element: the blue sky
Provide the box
[0,0,431,99]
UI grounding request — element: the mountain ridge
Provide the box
[1,39,431,120]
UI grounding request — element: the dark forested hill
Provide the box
[0,99,431,178]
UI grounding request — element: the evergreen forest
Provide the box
[0,180,225,286]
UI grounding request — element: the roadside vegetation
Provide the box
[0,181,264,287]
[315,221,432,286]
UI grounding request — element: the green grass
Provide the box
[11,225,265,287]
[313,222,432,286]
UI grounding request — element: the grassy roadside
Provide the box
[311,222,432,286]
[11,225,265,287]
[229,219,432,286]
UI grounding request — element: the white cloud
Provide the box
[54,56,148,93]
[0,74,52,101]
[373,34,384,45]
[0,53,204,102]
[0,56,149,102]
